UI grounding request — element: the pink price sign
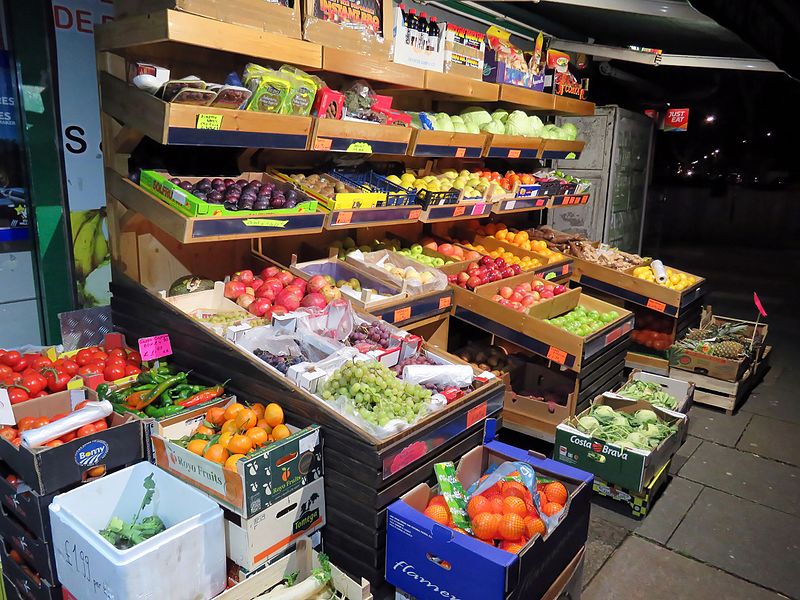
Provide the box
[138,334,173,361]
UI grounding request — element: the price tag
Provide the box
[439,296,452,309]
[138,334,173,361]
[408,209,422,220]
[546,346,568,365]
[335,211,352,225]
[313,137,333,151]
[394,306,412,322]
[505,200,516,210]
[454,147,466,158]
[453,205,466,217]
[536,198,547,207]
[466,402,487,427]
[470,203,486,216]
[196,114,223,130]
[0,389,14,425]
[507,149,521,159]
[561,264,569,275]
[242,218,289,228]
[646,298,667,312]
[605,326,624,344]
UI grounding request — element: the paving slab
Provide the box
[679,441,800,515]
[669,487,800,599]
[741,384,800,425]
[584,535,782,600]
[582,513,628,587]
[671,435,702,475]
[688,405,751,446]
[738,414,800,467]
[636,476,703,545]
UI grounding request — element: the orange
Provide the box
[499,541,525,554]
[428,495,448,508]
[221,419,239,434]
[483,483,502,498]
[498,513,525,541]
[218,431,234,449]
[223,402,245,422]
[471,512,497,541]
[544,482,568,505]
[227,434,254,455]
[195,425,215,437]
[501,481,527,499]
[264,403,284,428]
[467,495,490,519]
[525,516,545,539]
[541,502,563,517]
[249,403,265,419]
[423,504,450,525]
[256,419,273,433]
[489,496,505,515]
[271,424,291,441]
[205,407,226,426]
[203,444,229,464]
[224,453,246,472]
[235,409,257,431]
[187,439,207,455]
[501,496,528,518]
[246,427,270,447]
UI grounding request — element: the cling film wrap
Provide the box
[434,462,472,533]
[466,460,562,534]
[346,249,448,295]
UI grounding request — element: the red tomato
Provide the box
[60,431,76,443]
[75,349,95,366]
[0,365,12,377]
[74,400,90,410]
[11,357,29,373]
[127,350,142,365]
[44,370,70,393]
[92,420,108,431]
[29,356,53,370]
[11,438,21,447]
[103,364,126,381]
[33,417,50,429]
[1,351,21,367]
[5,474,18,485]
[0,429,17,442]
[21,371,48,395]
[45,440,63,448]
[106,355,126,367]
[1,374,20,386]
[50,412,69,421]
[108,348,127,360]
[76,424,97,438]
[55,358,79,376]
[89,351,109,363]
[31,391,49,398]
[16,416,37,431]
[124,364,142,376]
[8,388,29,404]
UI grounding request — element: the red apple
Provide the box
[300,292,327,309]
[491,294,504,302]
[271,306,287,317]
[234,269,254,285]
[255,285,276,300]
[510,264,522,275]
[540,289,555,299]
[224,280,246,300]
[421,238,438,251]
[519,282,532,293]
[479,256,493,267]
[251,278,264,292]
[291,277,308,292]
[457,272,470,285]
[277,271,294,287]
[530,291,541,301]
[447,274,458,283]
[236,293,255,309]
[320,285,341,304]
[260,266,280,280]
[501,267,515,278]
[438,243,454,256]
[544,283,554,291]
[553,284,567,295]
[510,301,522,311]
[509,291,523,303]
[261,307,274,321]
[248,298,272,317]
[521,294,537,307]
[467,262,480,273]
[275,289,301,311]
[499,286,513,299]
[263,278,284,294]
[494,257,505,268]
[466,275,481,289]
[308,275,329,294]
[283,285,304,297]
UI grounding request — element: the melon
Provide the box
[168,275,214,296]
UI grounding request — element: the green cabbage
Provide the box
[450,115,464,124]
[506,111,532,137]
[561,122,578,140]
[464,122,481,134]
[460,108,492,126]
[529,115,544,136]
[453,122,468,133]
[480,120,505,134]
[491,109,509,123]
[634,409,658,425]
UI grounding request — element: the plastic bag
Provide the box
[401,364,473,388]
[346,249,448,295]
[295,298,355,343]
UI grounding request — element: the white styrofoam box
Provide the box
[605,369,694,415]
[0,251,37,303]
[49,462,226,600]
[0,299,42,347]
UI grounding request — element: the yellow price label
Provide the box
[196,114,223,130]
[242,219,289,228]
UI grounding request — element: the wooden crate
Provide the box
[310,118,412,155]
[669,347,771,415]
[407,129,488,159]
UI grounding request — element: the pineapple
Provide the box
[710,340,744,358]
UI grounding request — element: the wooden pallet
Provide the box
[669,346,771,414]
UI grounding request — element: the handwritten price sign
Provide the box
[138,334,173,361]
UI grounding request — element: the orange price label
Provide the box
[561,264,569,275]
[455,147,466,158]
[507,149,521,159]
[466,402,487,427]
[453,205,466,217]
[438,296,452,310]
[546,346,568,365]
[408,209,422,220]
[313,137,333,151]
[646,298,667,312]
[394,306,412,322]
[335,211,352,225]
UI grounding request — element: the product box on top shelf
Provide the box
[1,542,60,600]
[553,396,688,494]
[385,420,592,600]
[605,369,694,415]
[113,0,302,39]
[0,389,144,496]
[225,476,325,570]
[50,462,226,600]
[392,5,444,72]
[483,26,545,90]
[443,23,485,79]
[217,537,371,599]
[302,0,393,57]
[151,397,323,518]
[544,49,588,99]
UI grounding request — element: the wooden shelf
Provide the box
[418,201,492,223]
[107,170,325,243]
[491,196,550,214]
[322,47,424,89]
[310,118,412,155]
[95,10,323,69]
[553,95,596,116]
[540,139,586,160]
[498,85,555,111]
[484,134,544,160]
[323,204,423,230]
[423,71,499,102]
[407,129,488,158]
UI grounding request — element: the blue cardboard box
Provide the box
[385,423,592,600]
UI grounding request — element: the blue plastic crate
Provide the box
[330,169,418,207]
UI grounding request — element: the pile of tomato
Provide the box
[473,170,538,192]
[0,400,109,448]
[0,346,142,405]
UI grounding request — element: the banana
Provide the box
[91,211,109,271]
[72,210,101,280]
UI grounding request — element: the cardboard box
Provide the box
[161,282,253,336]
[385,435,592,600]
[392,7,444,72]
[152,406,323,518]
[443,24,485,80]
[606,369,694,415]
[592,460,670,519]
[302,0,393,58]
[553,396,688,493]
[0,511,56,585]
[217,537,371,599]
[1,543,60,600]
[225,477,325,570]
[114,0,302,39]
[0,470,57,542]
[0,390,144,496]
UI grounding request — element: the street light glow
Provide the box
[704,115,716,123]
